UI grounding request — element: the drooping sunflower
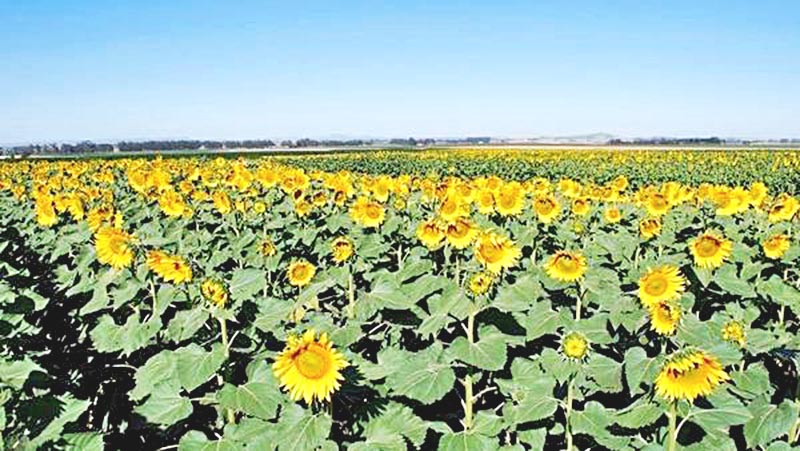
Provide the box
[689,231,732,269]
[544,251,587,283]
[331,236,354,264]
[638,265,685,308]
[473,231,521,274]
[639,217,662,239]
[416,218,445,250]
[721,320,746,348]
[762,234,790,259]
[288,260,316,287]
[655,349,729,401]
[95,226,135,270]
[768,195,800,223]
[533,194,561,224]
[273,329,349,404]
[648,300,681,335]
[201,279,228,308]
[468,271,494,296]
[445,218,478,250]
[603,206,622,224]
[561,332,589,360]
[147,250,193,284]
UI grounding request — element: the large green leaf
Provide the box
[743,398,798,449]
[229,268,267,302]
[134,381,193,426]
[449,326,510,371]
[175,343,227,392]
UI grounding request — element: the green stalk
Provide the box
[789,418,799,444]
[463,374,474,431]
[455,252,461,287]
[565,378,574,451]
[219,318,230,356]
[347,270,356,319]
[667,401,678,451]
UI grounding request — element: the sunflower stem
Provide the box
[397,244,403,270]
[455,253,461,287]
[467,310,476,344]
[347,271,356,319]
[667,401,678,451]
[565,378,574,451]
[219,318,230,357]
[463,374,474,431]
[789,418,800,444]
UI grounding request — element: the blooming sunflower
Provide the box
[689,231,732,269]
[331,236,354,264]
[655,349,729,401]
[561,332,589,360]
[571,198,591,216]
[147,250,193,284]
[648,300,681,335]
[762,234,790,259]
[35,197,58,227]
[95,226,135,270]
[468,272,494,296]
[495,182,526,217]
[201,279,228,308]
[475,189,495,215]
[639,217,662,239]
[288,260,316,287]
[349,196,385,228]
[645,192,670,217]
[638,265,685,308]
[445,218,478,249]
[604,206,622,224]
[544,251,587,283]
[533,194,560,224]
[212,191,232,214]
[158,190,189,218]
[473,231,521,273]
[721,320,746,348]
[273,329,349,404]
[416,218,445,250]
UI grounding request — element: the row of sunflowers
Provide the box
[0,151,799,450]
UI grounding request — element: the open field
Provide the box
[1,149,800,450]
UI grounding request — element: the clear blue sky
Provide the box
[1,0,798,143]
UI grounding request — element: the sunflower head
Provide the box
[261,236,277,257]
[468,271,494,296]
[544,251,587,283]
[648,299,681,335]
[473,231,521,274]
[638,265,685,308]
[417,218,445,250]
[689,231,732,269]
[721,320,746,348]
[147,250,193,284]
[639,217,662,239]
[331,236,354,264]
[571,198,591,216]
[604,206,622,224]
[445,218,478,250]
[201,279,228,308]
[645,193,670,217]
[288,260,316,287]
[533,194,560,224]
[655,348,729,402]
[561,332,589,360]
[495,182,526,217]
[95,226,136,270]
[273,329,349,404]
[762,234,790,259]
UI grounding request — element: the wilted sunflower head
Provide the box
[762,234,790,259]
[201,279,228,308]
[689,231,732,269]
[648,299,681,336]
[638,265,685,308]
[287,260,316,287]
[544,251,587,283]
[561,332,589,360]
[147,250,193,284]
[273,329,349,404]
[655,348,729,402]
[331,236,354,264]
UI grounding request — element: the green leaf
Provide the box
[0,357,42,389]
[614,400,662,428]
[624,347,658,395]
[175,343,227,392]
[179,430,239,451]
[494,274,543,312]
[731,363,772,400]
[714,264,756,298]
[744,398,799,448]
[166,308,210,343]
[229,268,267,302]
[586,354,623,393]
[377,344,456,404]
[275,404,332,451]
[514,300,559,340]
[758,275,800,310]
[62,432,105,451]
[449,326,510,371]
[438,431,497,451]
[217,380,281,420]
[130,350,178,401]
[90,314,161,355]
[135,381,193,426]
[28,396,91,448]
[362,402,429,448]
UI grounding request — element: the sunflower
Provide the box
[261,236,277,257]
[768,195,800,223]
[473,231,521,273]
[212,191,232,214]
[762,234,790,259]
[349,196,385,228]
[438,194,468,221]
[147,250,193,284]
[273,329,349,404]
[416,218,445,250]
[648,300,681,335]
[604,206,622,224]
[655,349,729,401]
[468,272,494,296]
[533,194,561,224]
[645,192,670,217]
[638,265,685,308]
[35,197,58,227]
[721,320,746,348]
[475,189,495,215]
[158,190,189,218]
[445,218,478,249]
[571,198,591,216]
[689,231,732,269]
[639,217,662,239]
[544,251,587,282]
[201,279,228,308]
[288,260,316,287]
[95,226,135,270]
[495,182,526,217]
[561,332,589,360]
[331,236,354,264]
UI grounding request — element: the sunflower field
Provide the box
[1,149,800,450]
